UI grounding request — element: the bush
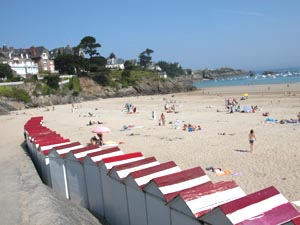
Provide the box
[0,86,31,103]
[43,75,60,89]
[69,76,81,93]
[11,87,31,103]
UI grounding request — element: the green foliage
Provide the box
[157,61,184,77]
[54,54,76,74]
[78,36,101,58]
[11,87,31,103]
[0,86,11,96]
[0,63,13,80]
[124,60,137,70]
[89,56,107,72]
[109,52,116,59]
[43,75,60,89]
[33,83,53,96]
[69,76,81,95]
[0,86,31,103]
[54,54,88,75]
[139,48,154,68]
[92,72,109,86]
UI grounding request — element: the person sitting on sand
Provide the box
[89,136,98,146]
[188,124,194,132]
[97,133,104,146]
[262,112,269,117]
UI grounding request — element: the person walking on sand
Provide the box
[249,129,256,153]
[160,113,166,126]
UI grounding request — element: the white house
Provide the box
[106,57,125,70]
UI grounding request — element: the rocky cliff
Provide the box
[0,76,196,114]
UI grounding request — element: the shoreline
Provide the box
[194,82,300,95]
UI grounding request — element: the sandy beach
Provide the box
[1,83,300,224]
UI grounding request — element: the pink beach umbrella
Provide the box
[92,126,111,134]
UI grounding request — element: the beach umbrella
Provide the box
[92,126,111,134]
[243,93,249,97]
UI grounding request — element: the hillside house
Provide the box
[0,46,38,78]
[106,57,125,70]
[30,46,55,74]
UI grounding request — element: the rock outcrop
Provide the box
[0,76,196,114]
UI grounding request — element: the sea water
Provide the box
[193,67,300,88]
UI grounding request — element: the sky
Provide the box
[1,0,300,71]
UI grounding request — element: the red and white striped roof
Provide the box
[99,152,144,171]
[37,138,71,152]
[28,131,57,141]
[24,116,43,128]
[25,127,50,135]
[33,133,62,143]
[169,180,246,218]
[51,142,83,155]
[124,161,181,189]
[83,146,124,165]
[65,145,102,162]
[109,157,160,180]
[219,186,300,225]
[144,167,211,202]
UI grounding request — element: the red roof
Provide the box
[152,167,207,187]
[113,157,158,172]
[52,142,82,150]
[130,161,177,179]
[179,180,239,202]
[102,152,143,164]
[87,146,121,158]
[221,186,280,214]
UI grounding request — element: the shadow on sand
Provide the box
[234,149,251,153]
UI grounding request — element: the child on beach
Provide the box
[249,129,256,153]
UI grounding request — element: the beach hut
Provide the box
[83,147,124,219]
[24,126,49,148]
[24,116,44,139]
[25,128,53,164]
[107,157,160,225]
[143,167,212,225]
[168,180,246,225]
[64,145,102,208]
[24,125,51,160]
[31,136,69,179]
[34,137,71,183]
[83,147,144,220]
[97,152,145,224]
[200,186,300,225]
[48,142,84,198]
[123,161,181,225]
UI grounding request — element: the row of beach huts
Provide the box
[24,116,300,225]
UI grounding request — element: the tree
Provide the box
[124,60,136,70]
[157,61,184,77]
[43,75,60,90]
[54,54,88,75]
[0,63,13,80]
[109,52,116,59]
[139,48,154,69]
[78,36,101,58]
